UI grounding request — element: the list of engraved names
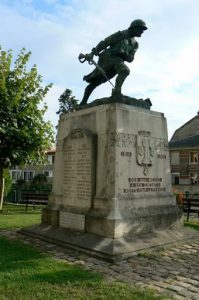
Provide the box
[64,137,92,206]
[124,177,166,193]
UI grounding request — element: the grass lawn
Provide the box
[0,202,198,300]
[0,236,166,300]
[0,202,42,229]
[184,219,199,231]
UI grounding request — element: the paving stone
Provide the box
[134,282,148,288]
[187,286,199,293]
[177,281,192,288]
[130,273,145,281]
[183,278,199,286]
[167,284,185,293]
[192,275,199,281]
[169,270,181,276]
[151,281,168,289]
[174,295,186,300]
[177,289,195,298]
[148,284,166,294]
[191,294,199,300]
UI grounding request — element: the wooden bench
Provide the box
[183,195,199,221]
[21,192,48,210]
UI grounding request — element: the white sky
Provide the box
[0,0,199,139]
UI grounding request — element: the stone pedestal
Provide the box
[23,103,187,261]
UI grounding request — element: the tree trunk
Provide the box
[0,167,4,211]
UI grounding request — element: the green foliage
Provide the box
[12,178,52,194]
[30,173,51,192]
[56,88,78,115]
[32,173,47,184]
[0,46,54,168]
[29,182,52,192]
[16,178,26,187]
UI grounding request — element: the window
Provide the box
[11,170,21,182]
[190,151,198,164]
[171,173,180,184]
[47,154,55,165]
[23,171,34,181]
[170,152,180,165]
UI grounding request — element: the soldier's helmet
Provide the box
[129,19,148,30]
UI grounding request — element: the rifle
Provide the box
[78,53,115,88]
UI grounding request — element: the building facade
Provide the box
[169,113,199,193]
[9,148,56,183]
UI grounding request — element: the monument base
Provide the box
[22,102,189,261]
[41,201,183,239]
[21,224,198,262]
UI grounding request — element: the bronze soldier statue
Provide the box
[79,19,147,105]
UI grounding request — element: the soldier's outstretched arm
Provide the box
[91,30,124,56]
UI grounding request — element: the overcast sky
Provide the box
[0,0,199,139]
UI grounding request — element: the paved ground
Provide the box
[0,227,199,300]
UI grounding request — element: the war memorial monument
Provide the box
[23,20,189,261]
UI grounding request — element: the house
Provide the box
[169,112,199,193]
[9,147,56,183]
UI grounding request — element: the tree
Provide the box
[3,169,12,197]
[56,88,78,115]
[0,46,54,210]
[32,173,48,184]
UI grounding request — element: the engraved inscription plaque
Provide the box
[63,129,96,209]
[60,211,85,231]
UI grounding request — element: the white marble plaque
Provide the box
[59,211,85,231]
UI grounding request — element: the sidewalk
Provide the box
[0,228,198,300]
